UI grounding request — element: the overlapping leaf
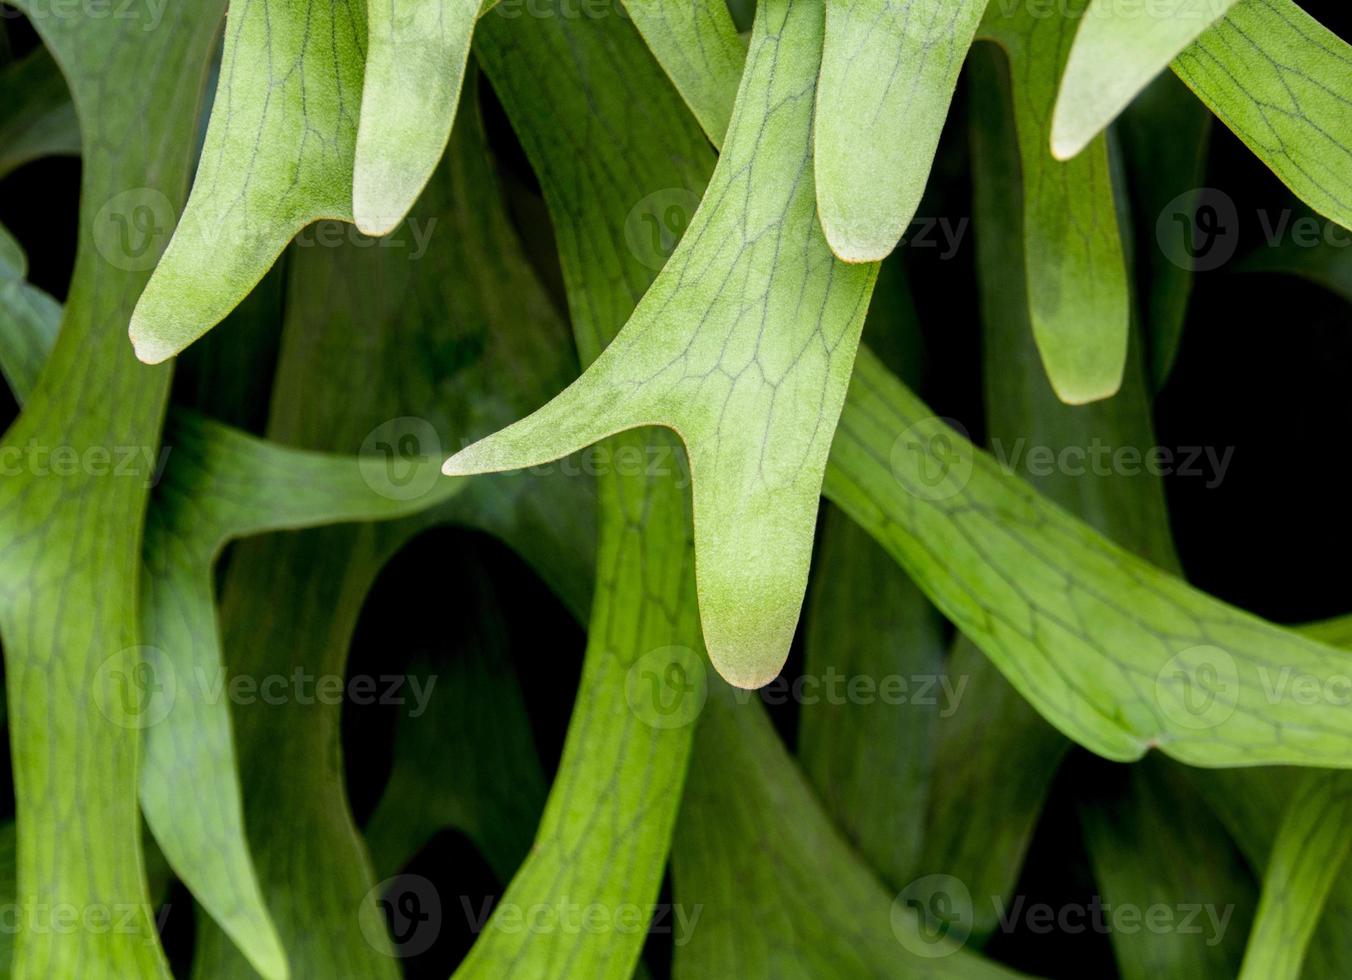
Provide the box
[0,2,224,975]
[620,0,746,147]
[448,0,878,688]
[815,0,987,262]
[977,0,1130,404]
[1173,0,1352,231]
[1051,0,1240,159]
[1236,770,1352,980]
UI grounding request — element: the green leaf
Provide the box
[0,166,466,980]
[1051,0,1239,159]
[797,262,943,891]
[140,412,462,980]
[0,278,59,404]
[1078,757,1255,980]
[814,0,987,262]
[353,0,481,234]
[978,0,1130,404]
[0,45,80,181]
[0,1,224,975]
[0,223,25,282]
[1119,72,1213,390]
[825,348,1352,767]
[799,503,945,890]
[128,0,367,364]
[620,0,746,147]
[1173,0,1352,232]
[1237,770,1352,980]
[1236,209,1352,305]
[673,687,1023,978]
[448,0,878,688]
[188,73,593,979]
[925,636,1071,943]
[454,6,713,976]
[924,46,1174,941]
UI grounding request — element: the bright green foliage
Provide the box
[0,47,78,180]
[621,0,746,146]
[978,0,1130,404]
[129,0,367,364]
[447,0,877,689]
[1237,771,1352,980]
[354,0,481,234]
[1174,0,1352,232]
[1052,0,1240,159]
[4,0,1352,977]
[815,0,987,262]
[0,1,224,976]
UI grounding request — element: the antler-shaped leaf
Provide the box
[128,0,366,363]
[1051,0,1240,160]
[446,0,877,687]
[978,0,1130,404]
[814,0,988,262]
[1174,0,1352,231]
[353,0,481,233]
[620,0,746,147]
